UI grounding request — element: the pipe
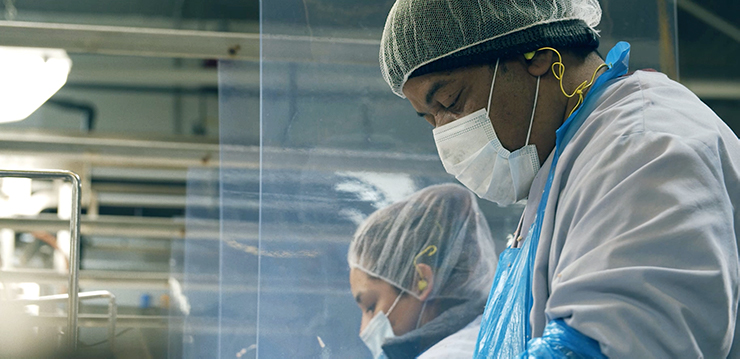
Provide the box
[678,0,740,43]
[46,98,97,132]
[656,0,679,80]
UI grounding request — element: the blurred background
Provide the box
[0,0,734,358]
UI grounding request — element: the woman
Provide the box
[348,183,498,358]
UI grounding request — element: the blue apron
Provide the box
[473,42,631,358]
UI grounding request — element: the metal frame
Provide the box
[677,0,740,43]
[0,269,352,295]
[11,290,117,351]
[0,169,81,350]
[0,20,380,64]
[0,21,259,60]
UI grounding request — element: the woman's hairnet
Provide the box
[380,0,603,97]
[348,183,498,301]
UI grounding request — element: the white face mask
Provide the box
[359,292,403,359]
[432,59,541,205]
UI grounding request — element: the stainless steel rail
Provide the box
[11,290,117,351]
[0,169,81,350]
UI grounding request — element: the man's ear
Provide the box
[415,263,435,301]
[523,50,554,78]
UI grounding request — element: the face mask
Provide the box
[432,59,541,205]
[360,292,403,359]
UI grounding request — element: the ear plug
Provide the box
[418,278,428,291]
[414,245,438,293]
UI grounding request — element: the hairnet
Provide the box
[380,0,602,97]
[348,183,498,301]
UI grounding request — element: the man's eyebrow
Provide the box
[425,80,449,105]
[355,293,362,304]
[415,80,449,118]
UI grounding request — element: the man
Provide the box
[379,0,740,357]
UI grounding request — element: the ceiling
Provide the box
[10,0,259,21]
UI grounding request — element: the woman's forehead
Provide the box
[350,269,395,296]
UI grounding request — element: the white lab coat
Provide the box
[520,70,740,358]
[417,315,481,359]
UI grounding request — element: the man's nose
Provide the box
[436,112,461,128]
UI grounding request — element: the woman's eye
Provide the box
[366,305,375,314]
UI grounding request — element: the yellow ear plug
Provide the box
[414,245,437,292]
[524,51,536,60]
[418,278,428,291]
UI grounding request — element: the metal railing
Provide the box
[10,290,117,351]
[0,169,81,350]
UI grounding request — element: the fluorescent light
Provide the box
[0,47,72,123]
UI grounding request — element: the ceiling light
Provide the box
[0,47,72,123]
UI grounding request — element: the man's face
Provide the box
[402,60,538,153]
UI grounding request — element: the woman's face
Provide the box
[349,268,424,336]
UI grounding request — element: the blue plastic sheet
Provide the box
[474,217,541,357]
[520,320,605,359]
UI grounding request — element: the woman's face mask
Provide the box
[432,59,541,205]
[351,268,430,359]
[359,292,402,359]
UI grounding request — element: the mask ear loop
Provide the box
[486,58,500,114]
[415,301,427,330]
[525,76,540,146]
[386,290,403,317]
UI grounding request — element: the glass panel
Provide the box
[215,1,680,358]
[217,60,261,358]
[172,59,260,358]
[258,3,507,359]
[170,168,220,359]
[599,0,679,78]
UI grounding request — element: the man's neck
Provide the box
[561,56,608,123]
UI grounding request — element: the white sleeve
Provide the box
[545,130,739,358]
[416,316,481,359]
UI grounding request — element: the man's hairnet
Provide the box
[380,0,602,97]
[348,183,498,301]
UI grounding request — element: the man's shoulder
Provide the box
[586,70,736,153]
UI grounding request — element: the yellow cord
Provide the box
[414,245,437,291]
[534,47,608,118]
